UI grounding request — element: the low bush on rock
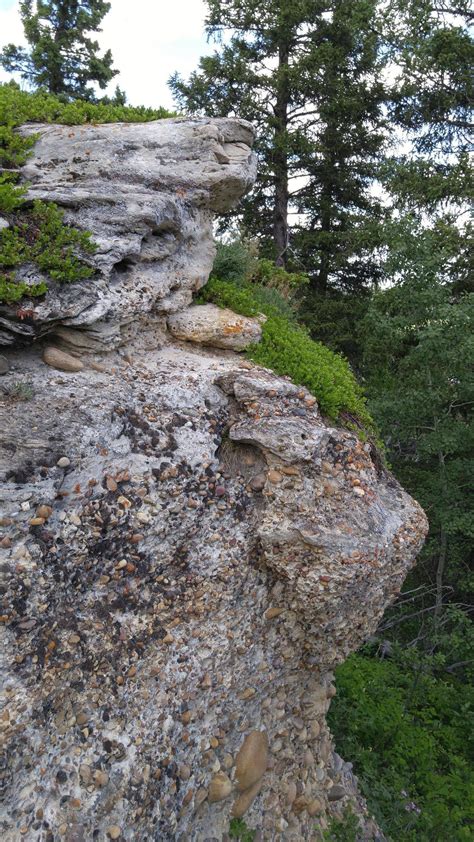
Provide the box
[322,808,359,841]
[0,83,173,305]
[229,818,256,840]
[0,200,95,303]
[199,275,373,428]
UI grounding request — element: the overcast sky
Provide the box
[0,0,210,108]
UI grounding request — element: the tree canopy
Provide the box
[170,0,388,293]
[0,0,118,100]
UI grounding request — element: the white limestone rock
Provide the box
[0,117,256,346]
[0,118,425,842]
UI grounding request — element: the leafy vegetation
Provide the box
[322,808,359,841]
[328,651,474,841]
[0,200,95,303]
[0,83,172,305]
[229,818,255,841]
[0,81,171,130]
[361,225,473,619]
[1,379,35,401]
[199,247,373,427]
[249,315,371,426]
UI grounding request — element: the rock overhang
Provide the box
[0,117,257,347]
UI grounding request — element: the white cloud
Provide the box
[0,0,211,108]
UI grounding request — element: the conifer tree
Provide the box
[0,0,118,100]
[170,0,387,292]
[387,0,473,156]
[381,0,473,215]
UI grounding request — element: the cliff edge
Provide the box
[0,118,427,841]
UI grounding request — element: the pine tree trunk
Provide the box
[434,450,448,626]
[49,1,69,94]
[315,178,332,294]
[273,40,289,268]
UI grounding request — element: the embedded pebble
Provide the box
[285,781,297,805]
[328,784,347,801]
[307,798,323,816]
[208,772,232,802]
[231,779,263,818]
[36,505,52,519]
[249,473,266,491]
[43,346,84,372]
[265,607,284,620]
[235,731,268,791]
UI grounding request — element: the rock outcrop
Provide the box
[0,118,427,842]
[0,117,256,347]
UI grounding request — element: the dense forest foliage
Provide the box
[1,1,473,839]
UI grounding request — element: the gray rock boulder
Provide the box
[0,117,256,347]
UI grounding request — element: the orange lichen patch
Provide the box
[223,323,245,335]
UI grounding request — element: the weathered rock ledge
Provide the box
[0,116,256,347]
[0,118,427,841]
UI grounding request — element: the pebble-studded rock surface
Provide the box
[0,335,427,841]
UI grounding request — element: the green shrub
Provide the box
[328,653,474,841]
[0,82,173,305]
[250,256,309,297]
[199,275,261,317]
[211,240,308,302]
[322,808,359,841]
[249,316,371,424]
[212,239,257,284]
[1,201,96,303]
[1,379,34,401]
[229,818,255,841]
[248,283,298,322]
[199,276,372,427]
[0,82,172,135]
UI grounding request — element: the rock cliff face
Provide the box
[0,118,427,842]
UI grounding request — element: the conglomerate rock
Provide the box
[0,117,427,841]
[0,338,427,842]
[0,117,256,347]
